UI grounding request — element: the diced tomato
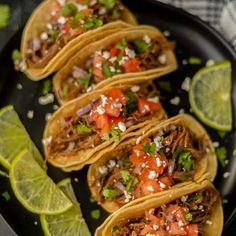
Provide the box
[156,154,168,175]
[81,8,93,17]
[139,168,150,182]
[146,156,158,170]
[138,98,161,115]
[69,27,85,36]
[104,99,121,117]
[109,117,124,126]
[168,222,186,235]
[175,207,189,226]
[93,55,104,67]
[145,211,161,226]
[107,87,127,105]
[93,68,104,80]
[141,179,161,196]
[166,204,181,216]
[133,182,142,198]
[140,225,155,235]
[155,231,165,236]
[129,153,145,168]
[185,224,198,236]
[63,23,71,33]
[92,113,110,135]
[110,47,120,57]
[123,58,142,73]
[159,176,173,188]
[50,2,61,20]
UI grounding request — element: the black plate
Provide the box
[0,0,236,235]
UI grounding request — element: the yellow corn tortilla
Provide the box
[43,81,167,170]
[96,180,223,236]
[21,0,137,80]
[87,114,217,213]
[53,25,177,105]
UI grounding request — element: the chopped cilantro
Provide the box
[78,73,92,89]
[76,123,92,134]
[83,20,94,29]
[112,225,120,232]
[184,213,193,221]
[134,39,149,53]
[126,176,138,192]
[42,79,52,95]
[115,38,127,51]
[102,187,121,199]
[142,141,156,157]
[90,209,100,219]
[69,18,78,29]
[90,195,96,203]
[178,151,193,172]
[111,126,120,142]
[216,146,227,168]
[93,18,103,28]
[0,4,10,29]
[221,197,228,204]
[122,156,131,168]
[116,51,123,61]
[49,29,59,42]
[188,57,202,65]
[157,80,172,92]
[99,0,116,10]
[217,131,227,139]
[61,3,77,17]
[126,91,138,114]
[103,63,111,79]
[102,132,110,141]
[112,9,120,18]
[75,11,85,20]
[0,170,8,178]
[62,85,69,97]
[1,191,10,201]
[187,193,202,203]
[11,49,21,62]
[120,170,131,183]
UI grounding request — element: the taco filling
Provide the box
[59,36,173,101]
[45,83,162,159]
[112,187,219,236]
[92,124,203,206]
[24,0,129,69]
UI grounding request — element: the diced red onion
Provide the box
[125,120,134,128]
[57,89,63,99]
[77,104,92,117]
[114,181,125,192]
[85,58,93,68]
[66,142,75,152]
[168,160,175,174]
[32,38,41,51]
[133,167,141,175]
[72,66,88,79]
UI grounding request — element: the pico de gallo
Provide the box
[45,83,162,159]
[112,187,219,236]
[91,124,203,207]
[22,0,129,69]
[59,35,173,101]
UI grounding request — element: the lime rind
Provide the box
[0,105,45,169]
[10,149,72,215]
[189,60,232,131]
[40,178,91,236]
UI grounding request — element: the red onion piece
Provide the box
[168,160,175,174]
[125,120,134,128]
[72,66,88,79]
[77,104,92,117]
[133,167,141,175]
[85,58,93,68]
[32,38,41,51]
[114,181,125,192]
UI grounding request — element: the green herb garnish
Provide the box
[61,3,77,17]
[78,73,92,89]
[188,56,202,65]
[76,123,92,134]
[134,39,149,53]
[11,49,21,62]
[42,79,52,95]
[49,29,59,42]
[112,9,120,18]
[120,170,131,183]
[122,156,132,168]
[69,18,78,29]
[0,4,10,29]
[112,226,120,232]
[157,80,172,92]
[184,213,193,221]
[187,193,202,203]
[103,63,112,79]
[111,126,120,142]
[102,132,110,141]
[99,0,116,10]
[83,20,94,29]
[116,51,123,61]
[115,38,127,51]
[75,11,85,20]
[217,131,227,139]
[126,91,138,114]
[89,195,96,203]
[90,209,101,219]
[102,187,121,199]
[216,146,227,168]
[62,85,69,97]
[93,18,103,28]
[142,141,156,157]
[178,150,193,172]
[1,191,10,201]
[126,176,138,192]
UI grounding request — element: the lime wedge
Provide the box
[189,60,232,131]
[0,105,44,169]
[9,149,72,215]
[40,178,91,236]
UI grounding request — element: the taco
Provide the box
[43,81,167,170]
[87,114,217,213]
[53,25,177,105]
[19,0,137,80]
[95,180,223,236]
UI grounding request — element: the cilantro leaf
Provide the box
[78,72,92,89]
[76,123,92,134]
[184,213,193,221]
[126,176,138,192]
[1,191,10,201]
[90,209,101,219]
[142,141,156,157]
[102,187,121,199]
[120,170,131,183]
[99,0,116,10]
[115,38,127,51]
[216,146,227,168]
[0,4,10,29]
[126,91,138,114]
[102,132,110,141]
[111,126,120,142]
[134,39,149,53]
[42,79,52,95]
[178,151,193,172]
[11,49,21,62]
[61,3,77,17]
[103,63,111,79]
[62,85,69,97]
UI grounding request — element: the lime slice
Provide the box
[40,178,91,236]
[9,149,72,215]
[0,105,44,169]
[189,60,232,131]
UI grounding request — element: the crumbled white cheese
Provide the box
[156,157,162,167]
[95,62,102,68]
[109,66,116,73]
[148,170,157,179]
[182,59,188,65]
[153,137,163,151]
[38,93,54,105]
[181,196,188,202]
[206,220,213,225]
[206,59,215,67]
[124,190,132,203]
[148,96,159,103]
[159,181,166,189]
[40,32,48,41]
[181,77,191,91]
[158,54,167,64]
[125,48,136,58]
[53,104,59,110]
[178,108,185,114]
[100,95,108,106]
[27,110,34,119]
[74,177,79,182]
[213,141,220,148]
[153,224,159,230]
[178,220,184,227]
[118,122,126,132]
[47,23,53,29]
[57,0,65,6]
[109,56,117,63]
[97,105,105,115]
[130,85,140,92]
[223,172,230,178]
[95,50,102,56]
[19,60,27,72]
[143,34,151,44]
[102,51,110,59]
[98,166,108,175]
[42,136,52,145]
[45,113,52,121]
[118,56,129,66]
[108,159,116,169]
[147,186,154,192]
[16,83,23,90]
[136,136,142,144]
[98,7,106,15]
[58,16,67,25]
[170,96,180,106]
